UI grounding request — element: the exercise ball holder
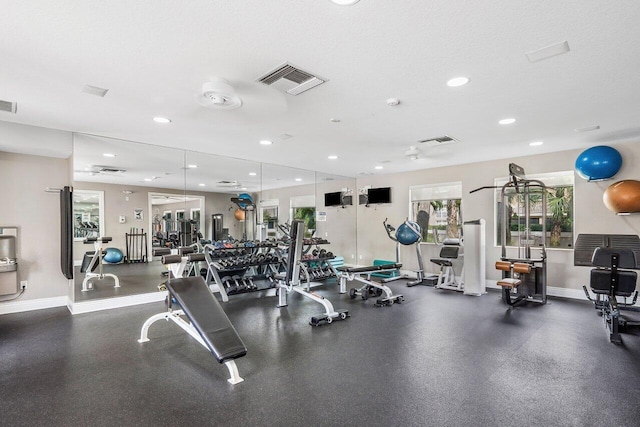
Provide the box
[383,218,427,287]
[231,195,257,241]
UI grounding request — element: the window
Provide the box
[409,182,462,243]
[73,190,104,240]
[290,195,316,238]
[190,208,201,234]
[495,171,574,249]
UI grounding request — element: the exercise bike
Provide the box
[382,218,427,287]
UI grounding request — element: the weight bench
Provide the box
[337,263,404,306]
[81,236,120,291]
[138,255,247,384]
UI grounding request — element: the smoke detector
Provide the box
[386,98,400,106]
[198,78,242,110]
[405,146,421,160]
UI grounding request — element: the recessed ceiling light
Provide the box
[187,164,198,169]
[498,118,516,125]
[198,183,206,187]
[446,77,470,87]
[330,0,360,5]
[103,153,116,158]
[153,117,171,124]
[328,155,338,160]
[144,178,153,182]
[375,166,384,170]
[529,141,544,146]
[329,118,341,123]
[249,172,257,176]
[260,140,273,146]
[295,178,302,182]
[241,187,248,190]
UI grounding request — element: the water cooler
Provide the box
[463,219,486,296]
[0,228,18,296]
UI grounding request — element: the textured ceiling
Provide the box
[1,0,640,177]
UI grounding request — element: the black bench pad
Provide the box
[337,263,402,274]
[165,277,247,363]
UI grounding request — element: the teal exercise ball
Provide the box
[237,192,253,208]
[396,221,421,245]
[103,247,124,264]
[575,145,622,181]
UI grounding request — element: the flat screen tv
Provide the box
[367,187,391,204]
[324,191,343,207]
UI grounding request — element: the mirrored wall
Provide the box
[71,134,358,306]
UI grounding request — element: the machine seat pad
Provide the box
[430,258,453,267]
[338,263,401,273]
[497,278,521,288]
[590,269,637,297]
[166,277,247,363]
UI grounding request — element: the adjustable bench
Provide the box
[81,236,120,291]
[138,254,247,384]
[337,263,404,306]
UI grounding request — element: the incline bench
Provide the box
[138,252,247,384]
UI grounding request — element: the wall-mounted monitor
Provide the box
[324,191,343,207]
[367,187,392,204]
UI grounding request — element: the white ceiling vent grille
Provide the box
[95,165,126,174]
[257,62,327,96]
[418,135,459,147]
[0,100,17,113]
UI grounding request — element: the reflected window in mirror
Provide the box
[73,190,104,241]
[291,195,316,238]
[259,199,279,239]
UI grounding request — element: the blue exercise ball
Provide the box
[103,247,124,264]
[575,145,622,181]
[396,221,421,245]
[237,192,253,208]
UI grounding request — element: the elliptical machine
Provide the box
[383,218,427,287]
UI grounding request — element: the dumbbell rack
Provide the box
[204,242,283,302]
[297,240,340,287]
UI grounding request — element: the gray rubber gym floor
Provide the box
[2,282,640,426]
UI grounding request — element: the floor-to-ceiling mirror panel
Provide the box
[72,134,185,303]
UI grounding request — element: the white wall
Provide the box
[0,151,72,300]
[355,140,640,290]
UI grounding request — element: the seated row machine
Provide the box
[430,238,464,292]
[583,247,640,345]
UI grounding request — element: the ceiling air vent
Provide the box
[257,62,327,96]
[418,135,459,147]
[0,100,17,114]
[95,165,126,173]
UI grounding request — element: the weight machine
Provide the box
[472,163,547,306]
